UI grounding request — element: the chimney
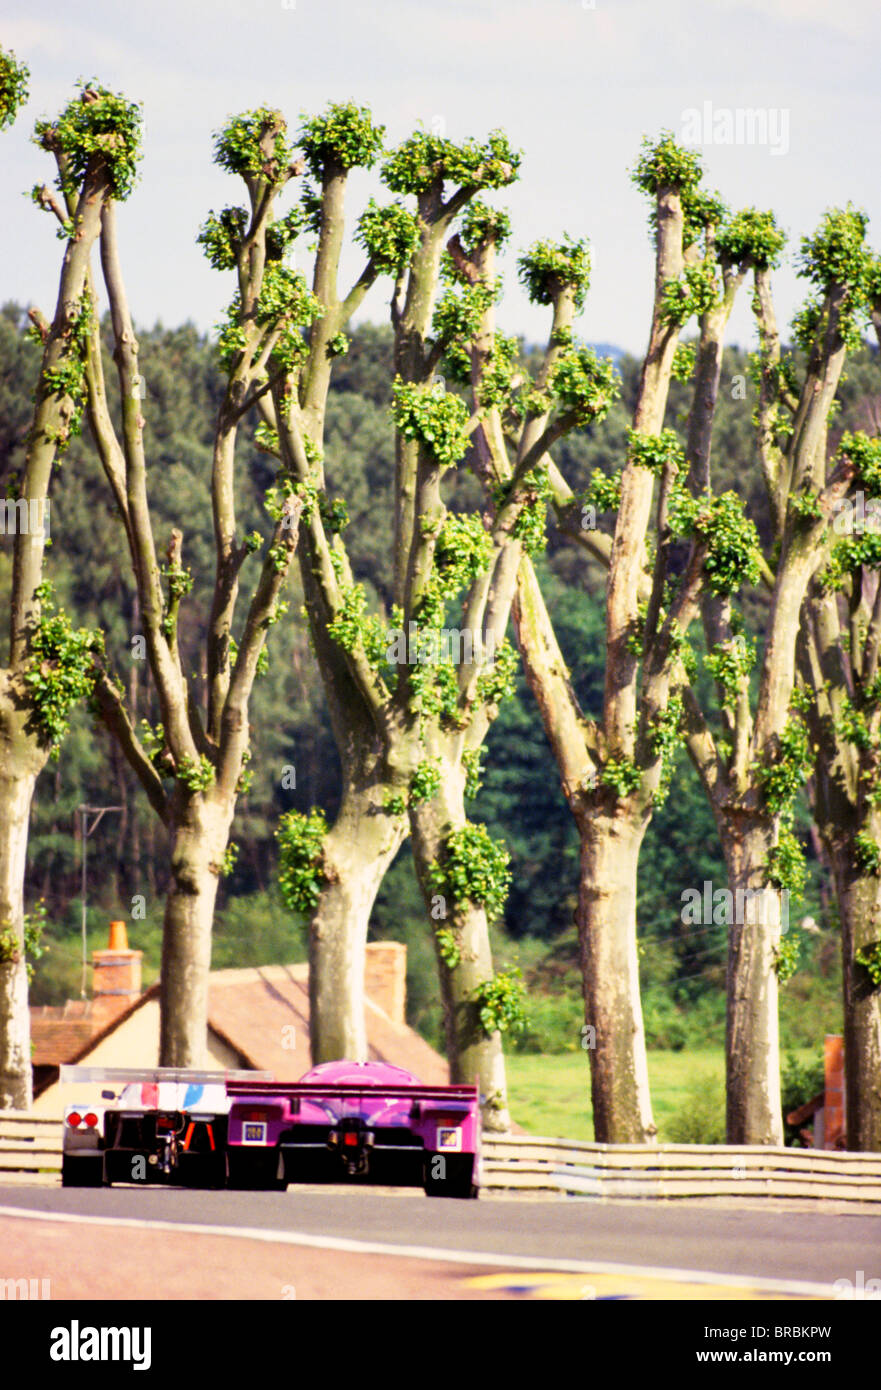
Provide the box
[364,942,406,1025]
[92,921,142,1022]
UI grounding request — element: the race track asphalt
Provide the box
[1,1184,879,1294]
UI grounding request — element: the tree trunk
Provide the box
[830,840,881,1151]
[577,808,656,1143]
[309,776,407,1063]
[0,758,38,1110]
[408,764,511,1133]
[158,791,234,1067]
[722,817,784,1145]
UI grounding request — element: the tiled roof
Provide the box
[206,963,449,1083]
[30,991,154,1067]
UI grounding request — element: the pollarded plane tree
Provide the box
[798,270,881,1149]
[0,62,123,1108]
[79,105,309,1065]
[251,104,416,1075]
[492,137,778,1142]
[263,119,591,1128]
[675,206,874,1143]
[401,207,621,1125]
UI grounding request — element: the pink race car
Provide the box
[226,1060,481,1198]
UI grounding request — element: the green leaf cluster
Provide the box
[854,831,881,875]
[681,188,728,247]
[631,131,702,196]
[837,431,881,496]
[176,754,215,793]
[669,488,761,596]
[427,511,493,615]
[197,206,248,271]
[24,581,103,756]
[36,83,142,200]
[773,931,803,984]
[277,808,328,913]
[508,465,553,556]
[382,129,520,196]
[0,47,29,131]
[475,332,518,411]
[429,822,511,920]
[298,101,385,177]
[855,941,881,985]
[601,753,643,798]
[548,345,621,425]
[410,758,441,805]
[767,817,807,898]
[475,637,519,707]
[627,427,684,476]
[460,199,511,253]
[355,199,419,274]
[517,236,590,311]
[647,692,685,803]
[716,208,786,271]
[757,717,812,814]
[0,898,49,983]
[391,378,470,469]
[473,967,527,1036]
[671,342,696,382]
[581,467,622,514]
[704,635,755,709]
[463,746,484,800]
[214,107,291,181]
[659,261,720,327]
[432,277,500,381]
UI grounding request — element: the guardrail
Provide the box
[2,1114,880,1202]
[481,1134,881,1203]
[0,1113,62,1185]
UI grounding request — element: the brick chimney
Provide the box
[364,942,406,1025]
[91,921,142,1024]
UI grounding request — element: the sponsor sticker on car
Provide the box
[437,1126,461,1151]
[242,1122,267,1145]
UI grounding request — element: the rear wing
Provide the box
[60,1067,274,1085]
[227,1080,478,1106]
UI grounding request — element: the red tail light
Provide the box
[67,1112,82,1128]
[243,1109,268,1122]
[84,1112,99,1128]
[343,1131,359,1147]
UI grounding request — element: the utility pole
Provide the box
[76,804,124,998]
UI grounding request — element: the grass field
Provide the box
[506,1048,817,1142]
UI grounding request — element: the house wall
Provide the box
[364,942,406,1025]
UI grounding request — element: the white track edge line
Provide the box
[0,1202,834,1296]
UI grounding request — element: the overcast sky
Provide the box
[2,0,879,355]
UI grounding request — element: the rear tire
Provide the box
[61,1153,105,1188]
[227,1150,286,1191]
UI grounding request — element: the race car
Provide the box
[226,1060,481,1198]
[59,1065,272,1188]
